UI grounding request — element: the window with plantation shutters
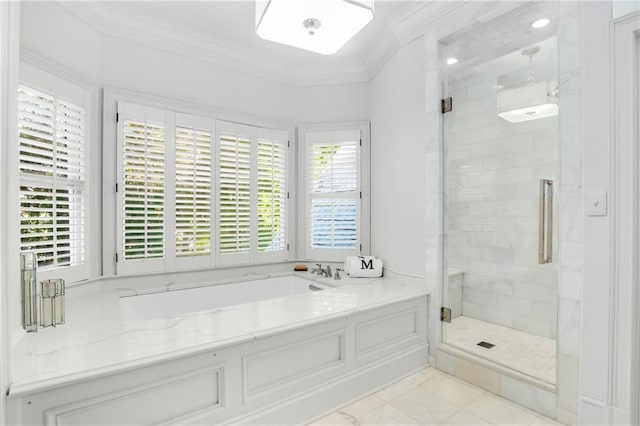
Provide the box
[114,100,291,274]
[116,103,167,274]
[175,118,212,261]
[218,129,252,259]
[257,137,287,254]
[302,127,367,261]
[18,83,86,276]
[216,121,289,266]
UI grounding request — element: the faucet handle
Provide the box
[325,265,332,278]
[335,268,343,280]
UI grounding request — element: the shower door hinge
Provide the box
[440,307,452,323]
[441,97,453,114]
[116,112,119,123]
[286,243,289,251]
[115,253,119,263]
[287,140,290,148]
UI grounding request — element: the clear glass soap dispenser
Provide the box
[40,278,65,327]
[20,252,38,332]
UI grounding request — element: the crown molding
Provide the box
[56,1,512,87]
[59,1,371,87]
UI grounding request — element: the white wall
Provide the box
[369,37,427,276]
[1,2,20,423]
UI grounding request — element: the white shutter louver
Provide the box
[257,140,286,252]
[122,119,166,260]
[219,134,251,255]
[18,84,86,269]
[308,137,359,252]
[175,126,212,257]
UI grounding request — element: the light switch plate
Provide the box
[586,191,607,216]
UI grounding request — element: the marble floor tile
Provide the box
[420,374,485,406]
[307,367,559,426]
[389,386,461,424]
[358,403,420,425]
[376,376,419,402]
[438,409,493,425]
[308,411,356,426]
[464,393,540,425]
[341,394,386,418]
[531,414,564,425]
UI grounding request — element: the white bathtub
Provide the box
[120,275,332,319]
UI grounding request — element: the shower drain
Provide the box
[477,341,495,349]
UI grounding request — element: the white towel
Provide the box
[345,256,383,278]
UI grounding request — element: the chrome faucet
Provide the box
[323,265,332,278]
[335,268,344,280]
[311,264,333,278]
[311,264,323,275]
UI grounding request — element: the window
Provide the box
[174,113,213,270]
[216,121,289,266]
[117,103,168,274]
[115,103,289,274]
[300,125,370,261]
[18,83,87,282]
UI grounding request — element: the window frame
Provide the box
[298,122,371,262]
[18,63,92,284]
[105,89,294,276]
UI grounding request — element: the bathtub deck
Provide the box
[9,272,427,396]
[443,316,556,385]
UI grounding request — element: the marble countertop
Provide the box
[9,271,427,397]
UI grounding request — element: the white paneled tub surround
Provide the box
[8,273,429,425]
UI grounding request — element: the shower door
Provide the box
[441,5,560,385]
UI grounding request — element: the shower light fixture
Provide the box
[497,46,558,123]
[446,57,458,65]
[530,18,550,29]
[255,0,374,55]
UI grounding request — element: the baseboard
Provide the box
[579,395,631,425]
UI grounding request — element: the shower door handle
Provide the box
[538,179,553,264]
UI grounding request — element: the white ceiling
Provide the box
[78,0,418,85]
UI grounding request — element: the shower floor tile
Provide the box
[444,316,556,385]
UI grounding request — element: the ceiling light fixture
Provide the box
[530,18,550,29]
[446,57,458,65]
[255,0,374,55]
[497,46,559,123]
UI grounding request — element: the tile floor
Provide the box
[444,316,556,385]
[308,367,562,425]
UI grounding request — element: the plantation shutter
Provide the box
[174,113,213,269]
[306,130,361,259]
[217,121,252,265]
[18,84,86,276]
[116,102,167,274]
[216,122,289,265]
[256,129,288,262]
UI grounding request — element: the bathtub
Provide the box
[120,275,333,320]
[9,272,428,425]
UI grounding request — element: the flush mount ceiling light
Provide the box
[530,18,550,29]
[255,0,374,55]
[497,46,558,123]
[446,57,458,65]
